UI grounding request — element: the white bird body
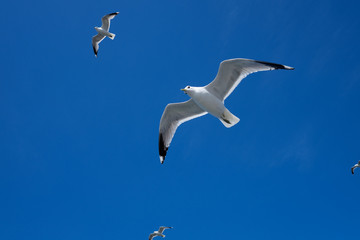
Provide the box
[186,87,225,118]
[151,232,165,238]
[94,27,115,39]
[184,86,238,127]
[158,58,294,163]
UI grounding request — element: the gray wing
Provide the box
[149,233,158,240]
[159,100,207,164]
[101,12,119,31]
[92,34,105,57]
[158,226,173,234]
[205,58,294,101]
[352,164,360,174]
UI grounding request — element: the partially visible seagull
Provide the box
[158,58,294,163]
[149,226,173,240]
[92,12,119,57]
[351,160,360,174]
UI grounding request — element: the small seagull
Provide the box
[158,58,294,163]
[92,12,119,57]
[149,226,173,240]
[351,160,360,174]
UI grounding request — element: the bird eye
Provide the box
[187,86,190,89]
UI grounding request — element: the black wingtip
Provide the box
[254,60,294,70]
[159,134,168,164]
[109,12,119,16]
[93,46,98,57]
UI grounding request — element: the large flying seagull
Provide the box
[159,58,294,163]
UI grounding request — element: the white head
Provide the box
[180,85,192,95]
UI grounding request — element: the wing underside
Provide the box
[159,100,207,163]
[92,34,105,56]
[205,58,294,100]
[101,12,119,31]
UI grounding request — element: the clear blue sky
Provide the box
[0,0,359,239]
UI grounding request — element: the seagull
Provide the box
[351,160,360,174]
[149,226,173,240]
[158,58,294,163]
[92,12,119,57]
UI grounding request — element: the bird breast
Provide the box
[190,89,225,118]
[95,27,111,37]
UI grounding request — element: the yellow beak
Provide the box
[180,89,186,91]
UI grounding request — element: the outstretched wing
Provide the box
[149,233,158,240]
[352,167,355,174]
[158,226,172,234]
[159,100,207,164]
[205,58,294,101]
[101,12,119,31]
[92,34,105,57]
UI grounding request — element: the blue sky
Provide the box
[0,0,360,239]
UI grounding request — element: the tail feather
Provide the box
[109,33,116,40]
[219,108,240,128]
